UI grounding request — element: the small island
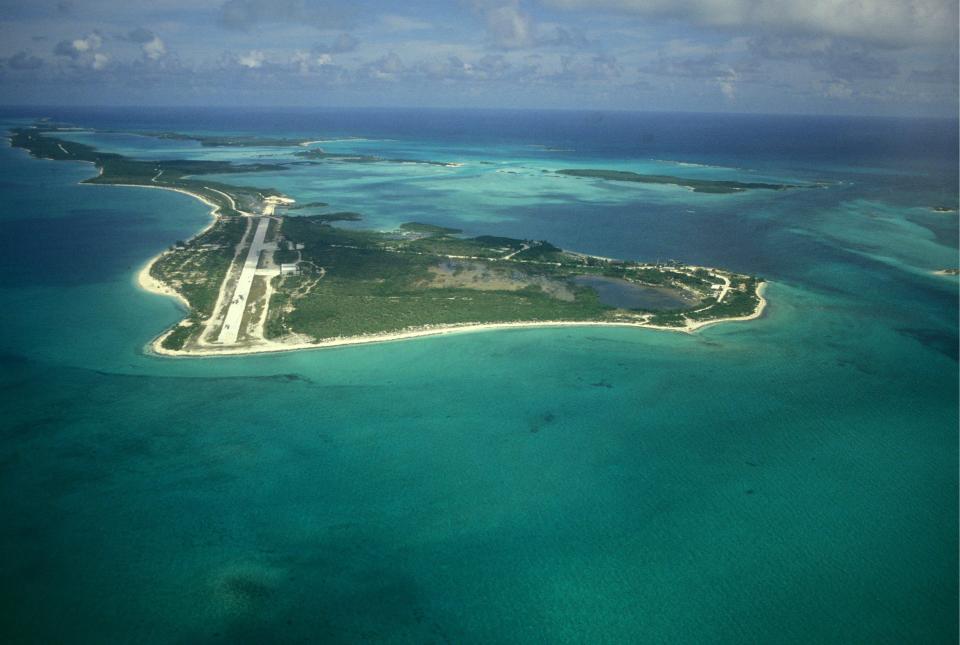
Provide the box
[556,168,800,193]
[11,124,768,356]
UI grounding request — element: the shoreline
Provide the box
[146,281,769,358]
[16,132,773,360]
[136,257,190,309]
[683,281,768,332]
[123,181,769,357]
[86,181,225,309]
[77,167,769,358]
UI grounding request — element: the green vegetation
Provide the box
[513,241,564,262]
[265,217,763,341]
[285,201,329,210]
[686,278,761,321]
[143,132,309,147]
[405,234,506,259]
[273,243,299,265]
[151,216,246,318]
[10,122,766,349]
[557,168,799,193]
[399,222,463,235]
[10,126,286,217]
[279,282,605,340]
[647,312,688,327]
[161,316,201,351]
[472,236,525,251]
[300,212,363,223]
[264,217,610,339]
[294,148,455,166]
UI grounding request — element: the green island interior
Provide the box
[10,124,765,355]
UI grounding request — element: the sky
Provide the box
[0,0,957,117]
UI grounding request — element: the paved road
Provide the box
[217,217,270,344]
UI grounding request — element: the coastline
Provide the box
[136,257,190,309]
[14,129,773,360]
[16,144,228,313]
[128,185,769,357]
[112,180,769,357]
[683,281,768,332]
[86,181,225,309]
[146,280,769,358]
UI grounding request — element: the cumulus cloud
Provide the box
[53,31,109,69]
[643,53,734,79]
[292,50,333,72]
[641,49,753,100]
[237,50,265,68]
[72,33,103,53]
[746,36,900,82]
[363,51,405,79]
[219,0,354,31]
[541,0,958,47]
[418,55,473,80]
[474,1,533,49]
[553,53,621,80]
[475,54,512,78]
[3,51,44,70]
[473,4,594,50]
[53,40,80,58]
[55,32,104,60]
[375,51,404,74]
[717,68,738,100]
[141,36,167,60]
[121,28,168,60]
[125,27,155,44]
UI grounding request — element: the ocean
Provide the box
[0,107,956,643]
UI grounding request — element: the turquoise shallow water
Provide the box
[0,109,957,643]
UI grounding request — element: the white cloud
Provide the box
[238,50,265,68]
[142,35,166,60]
[54,32,107,63]
[718,68,738,100]
[292,50,332,72]
[553,53,621,80]
[541,0,958,46]
[475,1,534,49]
[72,32,103,53]
[365,51,405,79]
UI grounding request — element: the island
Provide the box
[10,124,768,356]
[556,168,801,193]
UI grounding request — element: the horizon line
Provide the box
[0,104,957,121]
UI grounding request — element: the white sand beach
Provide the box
[147,281,769,358]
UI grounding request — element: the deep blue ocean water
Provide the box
[0,107,956,643]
